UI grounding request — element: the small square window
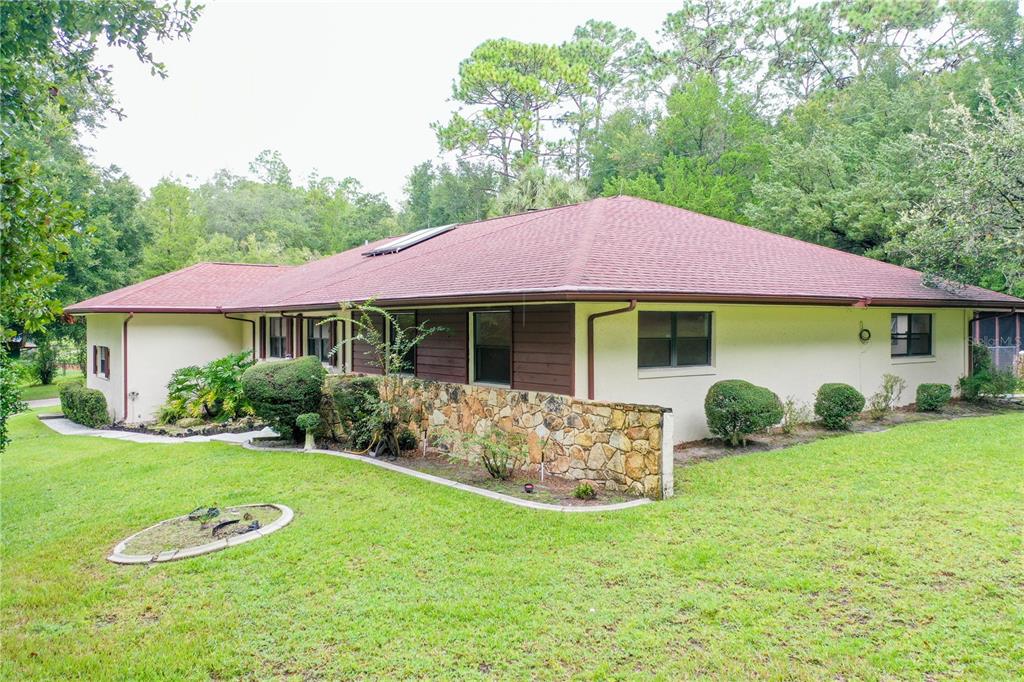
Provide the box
[891,313,932,357]
[638,312,711,368]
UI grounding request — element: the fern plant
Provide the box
[160,351,256,423]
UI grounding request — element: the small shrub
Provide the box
[916,383,952,411]
[330,376,382,450]
[959,343,1017,401]
[0,349,27,451]
[814,383,866,430]
[297,412,322,450]
[242,356,326,442]
[704,380,783,446]
[296,412,321,432]
[397,427,419,451]
[437,426,528,480]
[161,351,255,423]
[573,482,596,500]
[867,373,906,420]
[31,338,57,385]
[59,382,110,428]
[780,396,813,434]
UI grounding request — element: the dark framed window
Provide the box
[306,318,332,363]
[389,312,417,374]
[638,312,712,368]
[473,310,511,385]
[93,345,110,379]
[891,313,932,357]
[269,318,288,358]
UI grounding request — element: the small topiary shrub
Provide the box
[814,383,866,430]
[59,382,110,428]
[242,356,326,442]
[573,482,596,500]
[916,383,952,412]
[296,412,321,450]
[704,380,783,446]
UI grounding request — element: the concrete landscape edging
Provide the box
[107,503,294,564]
[243,443,653,513]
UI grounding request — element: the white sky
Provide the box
[86,0,678,204]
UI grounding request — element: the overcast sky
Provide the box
[86,0,678,203]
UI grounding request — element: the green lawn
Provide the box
[2,411,1021,680]
[18,369,83,401]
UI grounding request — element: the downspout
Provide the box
[221,310,256,362]
[122,312,134,421]
[587,300,636,400]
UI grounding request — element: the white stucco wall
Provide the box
[84,313,125,421]
[575,303,971,443]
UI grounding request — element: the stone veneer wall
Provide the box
[395,378,672,499]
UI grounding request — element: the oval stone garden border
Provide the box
[107,503,294,565]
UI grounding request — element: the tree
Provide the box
[398,160,498,229]
[491,165,586,216]
[138,179,204,278]
[433,39,588,180]
[601,75,769,223]
[248,149,292,186]
[0,0,202,335]
[557,20,648,179]
[891,87,1024,296]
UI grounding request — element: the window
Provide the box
[93,345,110,379]
[891,313,932,357]
[306,319,332,363]
[473,311,511,385]
[638,312,712,368]
[389,312,417,374]
[269,318,288,358]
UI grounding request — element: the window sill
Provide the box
[638,366,717,380]
[472,380,511,389]
[891,356,936,365]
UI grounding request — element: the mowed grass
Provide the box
[18,369,83,401]
[2,411,1021,680]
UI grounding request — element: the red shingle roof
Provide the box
[65,262,289,313]
[66,197,1023,313]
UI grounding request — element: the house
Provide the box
[66,196,1023,443]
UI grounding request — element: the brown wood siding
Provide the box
[511,304,574,394]
[415,309,468,383]
[351,312,383,375]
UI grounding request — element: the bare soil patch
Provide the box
[121,504,282,556]
[676,399,1022,465]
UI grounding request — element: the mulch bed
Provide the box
[260,439,639,506]
[120,504,282,556]
[676,399,1023,465]
[108,417,266,438]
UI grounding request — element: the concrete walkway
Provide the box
[26,398,60,409]
[39,417,275,444]
[37,416,652,512]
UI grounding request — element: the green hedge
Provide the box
[814,383,865,430]
[916,383,952,412]
[704,379,783,446]
[59,382,110,428]
[329,375,381,450]
[241,356,326,442]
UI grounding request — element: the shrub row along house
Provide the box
[67,197,1022,495]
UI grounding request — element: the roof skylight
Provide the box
[363,223,456,256]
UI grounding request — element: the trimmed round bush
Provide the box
[704,380,783,446]
[59,382,110,428]
[242,356,326,442]
[296,412,321,432]
[916,383,951,412]
[814,383,866,430]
